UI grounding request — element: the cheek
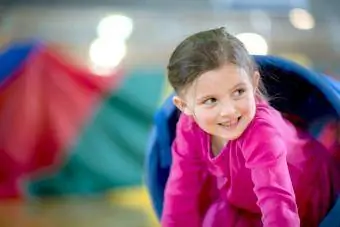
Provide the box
[237,97,256,116]
[194,107,218,124]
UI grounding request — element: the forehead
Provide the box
[186,64,250,97]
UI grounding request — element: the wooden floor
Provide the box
[0,196,159,227]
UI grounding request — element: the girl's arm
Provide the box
[242,119,300,227]
[161,115,206,227]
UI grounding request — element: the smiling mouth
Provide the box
[218,116,242,128]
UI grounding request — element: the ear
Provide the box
[252,71,260,94]
[172,95,193,116]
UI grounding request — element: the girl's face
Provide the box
[174,63,259,142]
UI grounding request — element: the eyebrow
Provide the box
[230,82,247,90]
[196,82,247,102]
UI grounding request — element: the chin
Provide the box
[223,134,241,141]
[219,131,243,141]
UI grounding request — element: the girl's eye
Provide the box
[203,98,217,105]
[233,88,246,97]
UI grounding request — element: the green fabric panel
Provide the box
[28,69,165,196]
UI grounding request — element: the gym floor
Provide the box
[0,187,159,227]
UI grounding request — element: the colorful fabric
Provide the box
[0,41,165,198]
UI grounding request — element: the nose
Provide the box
[220,101,237,117]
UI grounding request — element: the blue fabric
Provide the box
[145,94,177,218]
[145,55,340,224]
[0,40,39,85]
[324,75,340,94]
[319,196,340,227]
[254,55,340,115]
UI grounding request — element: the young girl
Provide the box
[161,27,340,227]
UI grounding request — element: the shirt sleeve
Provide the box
[241,119,300,227]
[161,115,206,227]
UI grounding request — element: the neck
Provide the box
[211,135,228,157]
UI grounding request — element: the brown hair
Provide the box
[167,27,266,98]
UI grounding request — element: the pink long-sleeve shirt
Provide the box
[162,102,337,227]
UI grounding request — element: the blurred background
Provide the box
[0,0,339,226]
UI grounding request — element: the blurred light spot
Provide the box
[236,33,268,55]
[289,8,314,30]
[89,38,126,73]
[97,14,133,41]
